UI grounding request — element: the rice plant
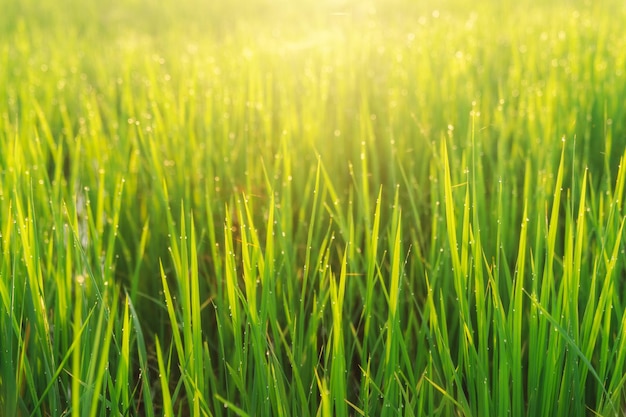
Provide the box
[1,0,626,415]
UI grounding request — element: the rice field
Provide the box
[1,0,626,415]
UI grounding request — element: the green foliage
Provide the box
[1,0,626,415]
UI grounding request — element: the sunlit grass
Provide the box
[1,0,626,415]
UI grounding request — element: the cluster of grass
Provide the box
[1,0,626,415]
